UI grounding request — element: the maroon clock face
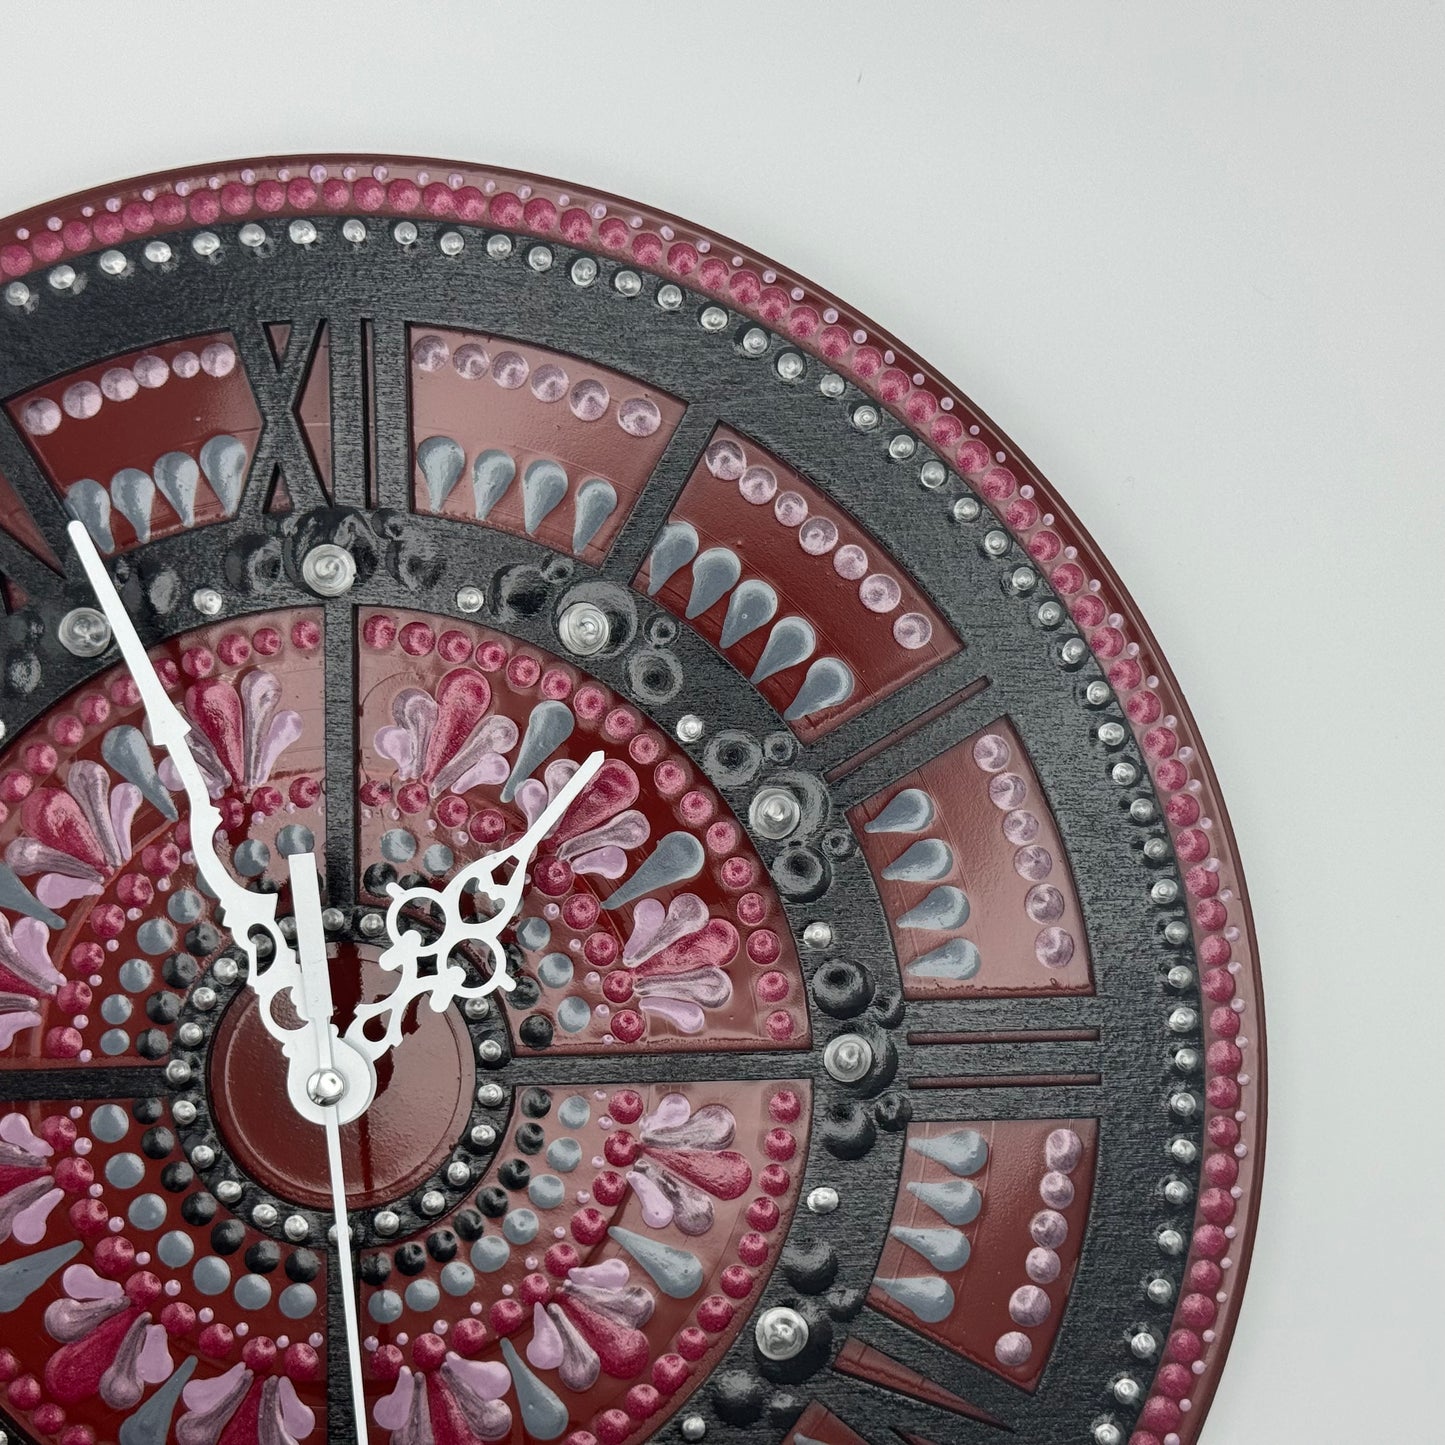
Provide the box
[0,158,1262,1445]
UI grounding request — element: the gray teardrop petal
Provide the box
[571,478,617,553]
[0,1241,80,1312]
[117,1356,196,1445]
[109,469,155,544]
[153,452,199,526]
[866,787,936,834]
[646,522,699,596]
[872,1274,955,1324]
[417,435,465,511]
[685,547,741,619]
[783,656,855,721]
[908,1127,989,1177]
[0,864,63,928]
[897,885,971,931]
[749,616,816,684]
[905,938,981,981]
[501,701,575,803]
[472,448,516,519]
[890,1225,971,1273]
[608,1226,704,1299]
[101,726,178,821]
[719,579,778,649]
[905,1178,983,1227]
[883,838,954,883]
[499,1341,569,1442]
[603,832,705,911]
[522,460,569,534]
[199,435,247,515]
[66,481,114,552]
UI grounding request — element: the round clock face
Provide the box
[0,160,1262,1445]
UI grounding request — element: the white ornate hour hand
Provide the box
[67,520,362,1116]
[344,749,605,1066]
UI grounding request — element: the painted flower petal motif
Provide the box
[177,1362,253,1445]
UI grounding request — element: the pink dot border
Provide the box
[0,155,1264,1445]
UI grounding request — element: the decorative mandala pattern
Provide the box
[0,158,1263,1445]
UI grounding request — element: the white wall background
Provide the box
[0,2,1438,1437]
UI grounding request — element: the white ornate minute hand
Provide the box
[67,521,347,1112]
[344,750,604,1065]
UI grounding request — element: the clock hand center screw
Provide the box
[307,1068,347,1106]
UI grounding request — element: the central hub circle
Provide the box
[208,942,479,1210]
[307,1067,346,1106]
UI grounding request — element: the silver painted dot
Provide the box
[527,245,554,273]
[284,1214,310,1242]
[557,601,610,656]
[1166,965,1195,990]
[4,281,31,307]
[802,920,834,950]
[1163,1178,1192,1207]
[1173,1047,1201,1073]
[464,997,489,1019]
[1143,836,1170,861]
[455,584,485,613]
[1011,566,1038,594]
[342,219,367,245]
[215,1179,242,1204]
[322,907,345,932]
[477,1083,505,1107]
[287,220,317,247]
[58,607,112,658]
[1130,797,1157,824]
[1169,1091,1200,1119]
[212,958,240,985]
[1085,679,1111,705]
[470,1124,497,1148]
[775,351,805,380]
[851,404,879,431]
[48,264,77,290]
[438,231,465,257]
[657,283,683,310]
[1060,638,1088,667]
[1158,1227,1185,1255]
[301,542,356,597]
[680,1418,706,1443]
[919,458,947,489]
[373,1210,401,1236]
[613,269,642,297]
[888,434,917,461]
[754,1306,809,1361]
[1164,919,1191,946]
[172,1099,198,1126]
[819,372,846,398]
[675,714,704,743]
[1130,1330,1158,1360]
[359,912,385,937]
[1168,1007,1199,1034]
[806,1185,839,1215]
[252,1203,278,1229]
[478,1039,504,1065]
[569,256,598,287]
[1169,1137,1199,1165]
[699,305,729,332]
[1098,721,1127,747]
[165,1059,193,1086]
[239,223,267,248]
[1113,1376,1142,1406]
[1111,761,1139,786]
[1037,599,1064,626]
[741,327,769,356]
[177,1022,204,1048]
[419,1190,447,1216]
[984,530,1011,558]
[1151,879,1180,905]
[749,786,801,840]
[192,587,224,617]
[99,249,129,276]
[446,1161,472,1187]
[143,240,173,266]
[393,221,419,247]
[1094,1423,1123,1445]
[823,1033,873,1083]
[486,233,513,259]
[952,496,982,522]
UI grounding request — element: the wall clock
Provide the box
[0,157,1263,1445]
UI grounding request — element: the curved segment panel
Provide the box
[7,333,262,553]
[849,717,1093,997]
[636,425,960,741]
[408,327,683,562]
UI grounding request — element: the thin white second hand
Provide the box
[288,855,368,1445]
